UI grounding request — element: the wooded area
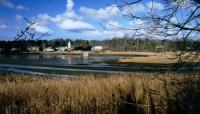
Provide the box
[0,37,199,52]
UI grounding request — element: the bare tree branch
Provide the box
[14,18,49,41]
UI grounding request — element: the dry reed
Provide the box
[0,72,199,114]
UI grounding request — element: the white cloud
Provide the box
[127,19,152,37]
[122,1,163,16]
[35,0,94,32]
[122,3,146,14]
[0,24,7,29]
[79,3,151,39]
[37,14,52,24]
[82,21,132,39]
[0,20,7,29]
[171,0,191,8]
[80,4,121,21]
[80,1,163,22]
[52,11,81,22]
[146,1,164,10]
[107,21,122,27]
[67,0,74,11]
[31,23,53,34]
[14,15,25,29]
[104,21,124,30]
[31,0,165,39]
[83,30,125,39]
[15,14,23,21]
[57,19,95,31]
[170,17,178,24]
[0,0,14,8]
[48,0,81,21]
[16,5,28,10]
[0,0,28,10]
[128,19,144,26]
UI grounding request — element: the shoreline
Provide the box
[0,51,173,56]
[0,63,199,77]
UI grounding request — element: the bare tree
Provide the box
[14,18,49,41]
[114,0,200,67]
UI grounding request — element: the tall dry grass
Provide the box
[0,72,200,114]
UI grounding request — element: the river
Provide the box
[0,54,199,76]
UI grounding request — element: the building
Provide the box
[11,48,18,51]
[68,41,71,49]
[28,46,39,51]
[57,47,68,51]
[91,46,103,51]
[43,47,54,52]
[56,41,72,52]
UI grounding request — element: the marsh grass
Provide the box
[0,72,200,114]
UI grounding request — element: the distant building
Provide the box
[68,41,71,49]
[11,48,18,51]
[43,47,54,52]
[156,45,165,49]
[55,41,72,52]
[28,46,39,51]
[91,46,103,51]
[102,49,111,53]
[57,47,68,51]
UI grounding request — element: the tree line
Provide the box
[0,37,198,52]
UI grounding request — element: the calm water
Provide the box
[0,54,199,76]
[0,54,124,75]
[0,54,120,67]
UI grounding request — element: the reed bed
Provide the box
[0,72,200,114]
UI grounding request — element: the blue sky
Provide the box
[0,0,168,40]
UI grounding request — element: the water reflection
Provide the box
[59,55,65,60]
[0,54,119,67]
[67,56,71,64]
[27,55,40,59]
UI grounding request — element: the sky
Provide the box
[0,0,167,40]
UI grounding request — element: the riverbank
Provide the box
[0,51,177,63]
[1,51,199,67]
[0,72,199,114]
[109,52,178,65]
[0,50,172,56]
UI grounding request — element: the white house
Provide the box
[91,46,103,51]
[57,47,68,51]
[11,48,18,51]
[56,41,72,51]
[43,47,54,52]
[28,46,39,51]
